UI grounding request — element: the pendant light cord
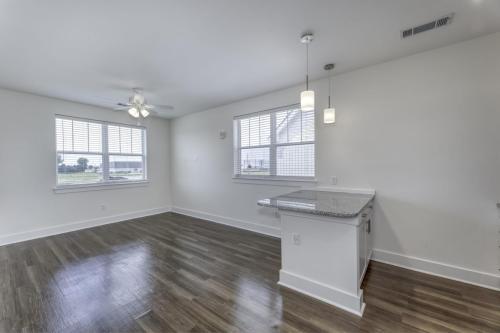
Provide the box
[323,63,335,108]
[328,75,331,108]
[306,43,309,90]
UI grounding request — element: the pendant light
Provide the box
[323,63,336,124]
[300,33,314,112]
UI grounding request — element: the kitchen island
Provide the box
[258,188,375,316]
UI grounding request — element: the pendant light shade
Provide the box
[323,63,336,124]
[301,90,315,111]
[300,33,314,112]
[140,108,150,118]
[324,108,335,124]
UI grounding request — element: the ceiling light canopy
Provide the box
[300,33,314,112]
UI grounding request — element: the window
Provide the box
[55,116,146,187]
[233,104,315,180]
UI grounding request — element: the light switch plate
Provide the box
[293,233,301,245]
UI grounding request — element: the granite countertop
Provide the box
[257,190,374,218]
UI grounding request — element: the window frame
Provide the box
[54,115,148,191]
[233,104,316,182]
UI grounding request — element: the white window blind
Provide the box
[233,104,315,179]
[55,116,146,186]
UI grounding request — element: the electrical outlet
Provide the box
[331,176,338,185]
[292,233,301,245]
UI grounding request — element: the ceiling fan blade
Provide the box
[117,102,132,107]
[114,107,128,111]
[156,104,174,110]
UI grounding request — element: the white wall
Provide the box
[170,32,500,287]
[0,88,172,244]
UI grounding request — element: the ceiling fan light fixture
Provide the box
[128,107,140,118]
[117,88,171,118]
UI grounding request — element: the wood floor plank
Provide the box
[0,212,499,333]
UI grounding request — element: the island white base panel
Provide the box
[279,210,372,317]
[279,270,365,316]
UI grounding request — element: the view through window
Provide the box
[233,104,315,179]
[56,116,146,186]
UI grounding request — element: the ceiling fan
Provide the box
[114,88,173,118]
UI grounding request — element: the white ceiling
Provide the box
[1,0,499,118]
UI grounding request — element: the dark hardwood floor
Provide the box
[0,212,499,332]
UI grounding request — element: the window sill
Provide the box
[53,180,149,194]
[232,176,317,187]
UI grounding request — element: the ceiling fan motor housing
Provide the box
[130,93,145,105]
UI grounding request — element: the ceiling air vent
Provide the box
[401,13,454,39]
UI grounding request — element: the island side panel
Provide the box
[278,211,364,315]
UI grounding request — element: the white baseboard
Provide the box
[170,208,499,292]
[279,270,365,317]
[0,206,172,247]
[171,206,281,238]
[372,248,500,291]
